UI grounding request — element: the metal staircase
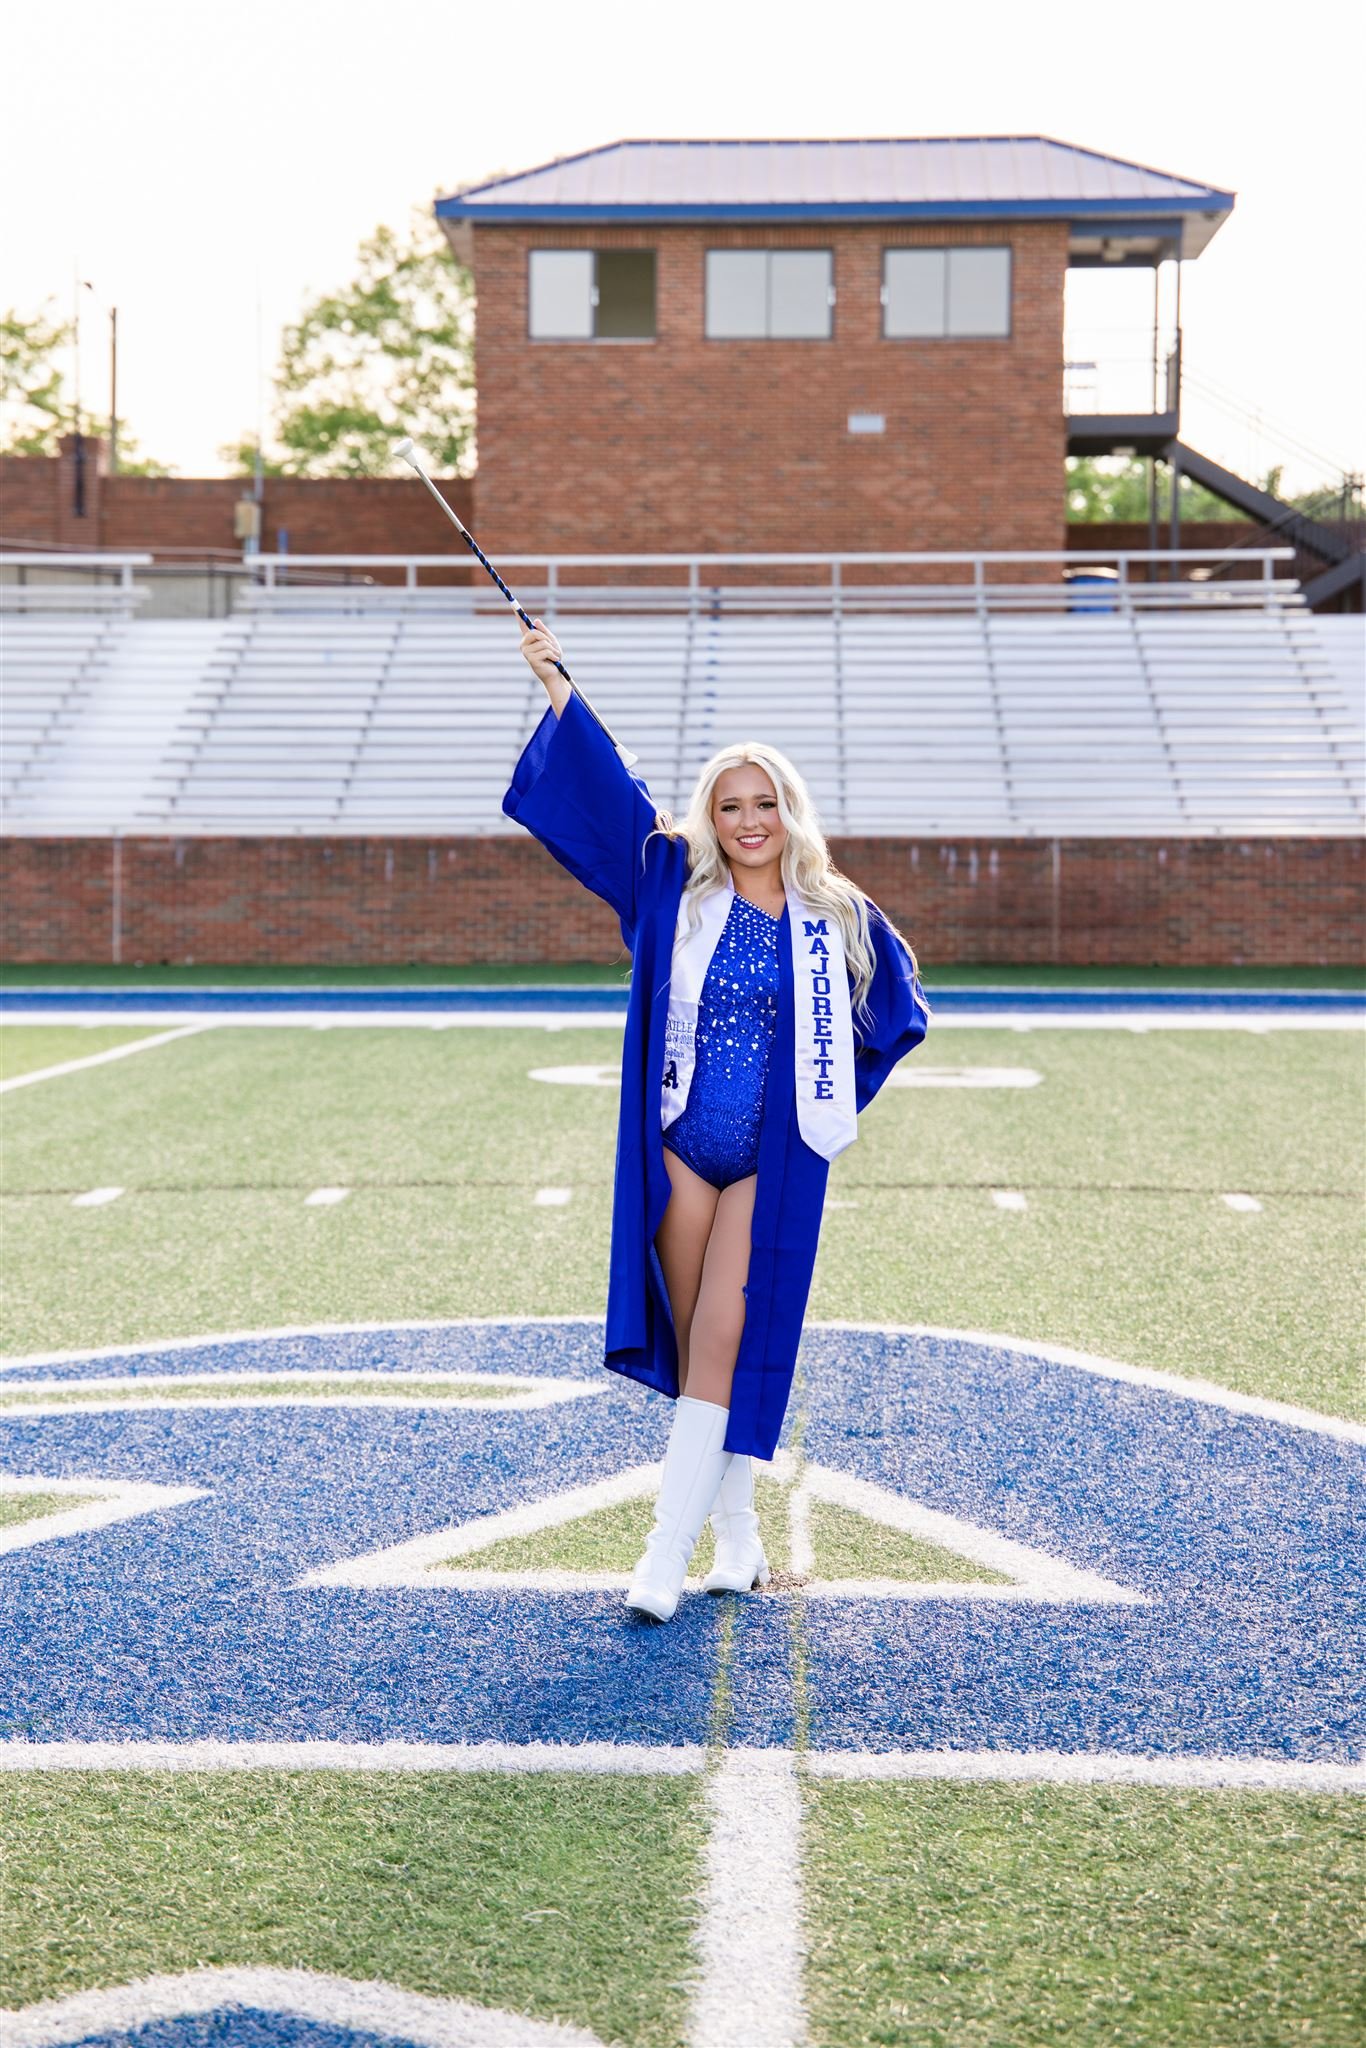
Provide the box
[1168,441,1363,607]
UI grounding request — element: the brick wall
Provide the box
[0,437,106,548]
[103,475,478,566]
[470,221,1069,558]
[3,835,1358,968]
[2,438,476,573]
[8,439,1296,569]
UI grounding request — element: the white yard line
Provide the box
[690,1749,806,2048]
[0,1023,216,1092]
[991,1189,1029,1210]
[797,1465,1145,1605]
[0,1740,1357,1793]
[0,1737,708,1774]
[2,1009,632,1031]
[300,1463,664,1588]
[0,1477,207,1556]
[70,1187,124,1208]
[304,1187,350,1206]
[805,1749,1366,1793]
[3,1008,1360,1032]
[1222,1192,1264,1213]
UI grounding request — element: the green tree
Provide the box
[1065,455,1360,524]
[225,208,475,479]
[1,304,70,454]
[1065,456,1229,522]
[0,301,172,472]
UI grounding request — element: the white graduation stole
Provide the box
[660,872,858,1162]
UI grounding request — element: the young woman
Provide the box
[505,618,931,1624]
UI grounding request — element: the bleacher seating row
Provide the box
[2,594,1362,836]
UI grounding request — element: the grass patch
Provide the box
[844,1028,1364,1199]
[0,1027,176,1082]
[1,1024,1360,1421]
[812,1184,1366,1423]
[0,1770,707,2046]
[0,1378,525,1410]
[433,1484,781,1579]
[808,1501,1013,1584]
[440,1477,1014,1587]
[804,1779,1366,2048]
[0,1492,99,1529]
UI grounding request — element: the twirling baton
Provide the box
[393,437,639,768]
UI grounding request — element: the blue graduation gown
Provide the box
[503,687,930,1460]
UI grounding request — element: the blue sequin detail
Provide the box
[663,893,782,1191]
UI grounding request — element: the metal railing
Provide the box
[0,552,152,612]
[1063,326,1181,417]
[0,549,374,619]
[242,548,1300,616]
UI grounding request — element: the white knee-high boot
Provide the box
[701,1452,771,1594]
[626,1395,732,1623]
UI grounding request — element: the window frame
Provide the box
[703,246,836,342]
[526,247,658,343]
[880,244,1013,341]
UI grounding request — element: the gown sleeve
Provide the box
[502,687,664,943]
[853,901,931,1113]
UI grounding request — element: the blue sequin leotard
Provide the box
[662,891,782,1191]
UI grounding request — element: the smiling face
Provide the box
[710,761,788,885]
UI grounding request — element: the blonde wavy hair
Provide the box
[639,740,928,1036]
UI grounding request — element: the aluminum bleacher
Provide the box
[0,558,151,819]
[1,551,1361,836]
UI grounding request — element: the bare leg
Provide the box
[655,1147,721,1395]
[683,1171,758,1409]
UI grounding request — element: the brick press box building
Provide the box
[435,134,1235,561]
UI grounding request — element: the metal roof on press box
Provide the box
[436,136,1235,258]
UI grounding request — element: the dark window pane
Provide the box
[596,250,656,338]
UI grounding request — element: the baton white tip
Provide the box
[394,436,419,466]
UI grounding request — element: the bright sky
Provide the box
[4,0,1362,490]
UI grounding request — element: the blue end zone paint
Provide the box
[1,1328,720,1748]
[1,1322,1361,1761]
[2,987,1362,1017]
[726,1329,1366,1759]
[54,2021,408,2048]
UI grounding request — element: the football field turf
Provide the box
[2,993,1363,2047]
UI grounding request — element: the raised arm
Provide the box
[502,618,663,939]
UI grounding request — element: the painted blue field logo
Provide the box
[1,1319,1361,1760]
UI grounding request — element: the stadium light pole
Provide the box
[108,305,118,476]
[71,272,87,518]
[74,278,119,485]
